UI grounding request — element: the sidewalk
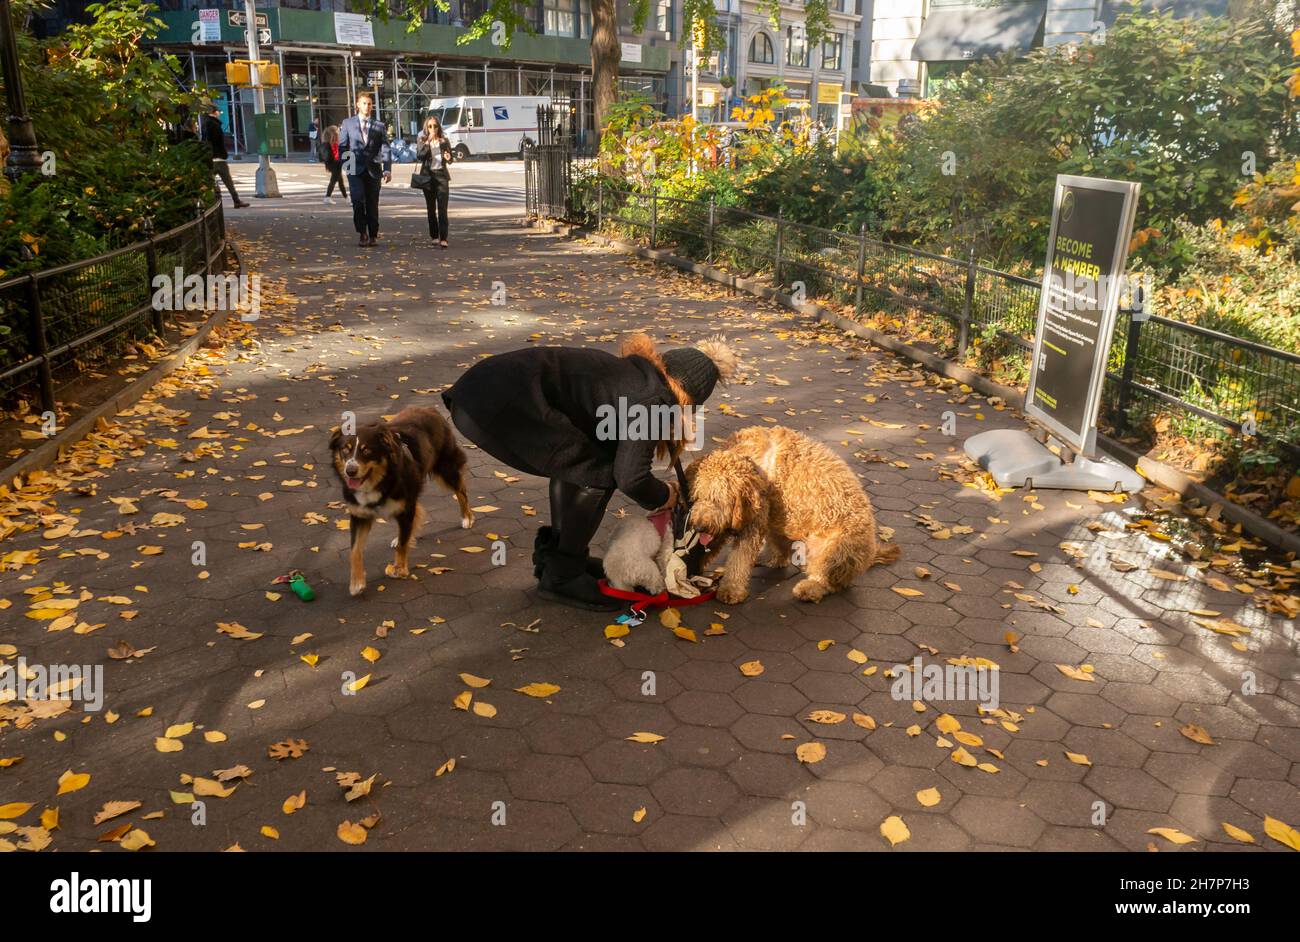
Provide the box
[1,175,1296,853]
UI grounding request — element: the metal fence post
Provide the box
[707,198,716,264]
[197,200,211,277]
[958,245,976,358]
[650,188,658,250]
[597,178,603,231]
[25,274,55,415]
[854,222,867,315]
[144,218,163,336]
[774,207,784,288]
[1116,311,1143,435]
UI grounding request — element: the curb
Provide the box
[1,309,235,493]
[529,218,1300,556]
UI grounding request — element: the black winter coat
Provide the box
[442,341,682,510]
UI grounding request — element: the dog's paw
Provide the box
[349,577,366,597]
[716,581,749,605]
[792,578,828,603]
[385,562,410,579]
[460,513,474,529]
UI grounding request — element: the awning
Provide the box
[1100,0,1228,25]
[911,1,1047,63]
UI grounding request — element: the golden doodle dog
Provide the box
[686,426,900,603]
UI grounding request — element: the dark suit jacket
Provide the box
[338,114,391,179]
[416,136,452,180]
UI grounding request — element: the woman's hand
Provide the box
[653,480,679,512]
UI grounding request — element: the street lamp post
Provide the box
[244,0,280,198]
[1,0,43,181]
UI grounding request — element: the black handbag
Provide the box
[409,170,432,190]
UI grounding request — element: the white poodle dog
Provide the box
[603,514,673,595]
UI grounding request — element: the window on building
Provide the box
[822,34,842,71]
[656,0,672,35]
[579,0,591,37]
[786,26,808,68]
[545,0,575,36]
[851,38,859,69]
[749,32,774,64]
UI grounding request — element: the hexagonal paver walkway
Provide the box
[1,172,1297,853]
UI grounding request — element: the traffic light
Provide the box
[225,60,280,87]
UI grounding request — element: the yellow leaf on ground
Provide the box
[453,690,472,711]
[852,713,876,730]
[672,626,698,643]
[56,771,90,795]
[472,701,497,718]
[632,807,647,823]
[515,682,561,698]
[916,788,941,807]
[807,710,846,725]
[739,660,764,677]
[346,674,371,693]
[1221,822,1255,844]
[93,801,141,825]
[119,828,155,851]
[936,714,961,735]
[361,646,381,663]
[435,758,455,777]
[604,624,629,640]
[1264,816,1300,851]
[337,820,368,845]
[880,815,911,847]
[0,803,32,820]
[950,747,978,767]
[625,732,665,744]
[659,608,681,629]
[163,722,193,739]
[1179,723,1214,745]
[1148,827,1196,845]
[1066,751,1092,766]
[795,742,827,764]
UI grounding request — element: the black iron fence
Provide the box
[523,167,1300,459]
[0,201,230,414]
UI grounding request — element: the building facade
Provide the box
[865,0,1229,98]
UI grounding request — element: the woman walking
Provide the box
[416,115,453,247]
[442,334,738,611]
[319,125,347,204]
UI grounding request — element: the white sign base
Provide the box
[964,429,1144,492]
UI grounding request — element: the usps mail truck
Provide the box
[426,96,552,160]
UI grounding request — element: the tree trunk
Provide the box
[590,0,620,146]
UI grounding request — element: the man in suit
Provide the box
[338,92,392,247]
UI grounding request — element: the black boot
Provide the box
[537,547,622,611]
[533,524,604,580]
[535,480,617,611]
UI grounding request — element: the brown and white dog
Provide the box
[686,426,900,603]
[329,406,473,596]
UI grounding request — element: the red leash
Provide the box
[598,579,716,613]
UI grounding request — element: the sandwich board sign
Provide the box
[964,174,1145,491]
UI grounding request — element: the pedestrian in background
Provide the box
[201,103,249,209]
[307,119,318,161]
[416,115,453,247]
[318,125,347,205]
[338,92,391,247]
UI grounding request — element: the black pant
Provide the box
[423,175,449,240]
[548,478,613,558]
[348,172,382,239]
[326,164,347,198]
[213,160,241,203]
